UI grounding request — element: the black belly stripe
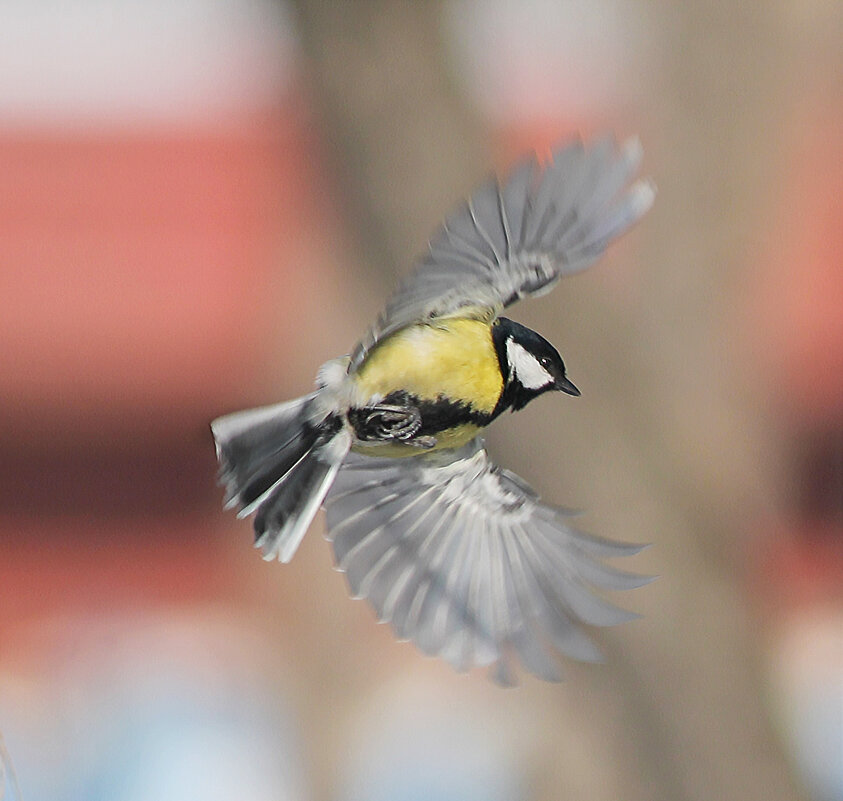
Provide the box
[350,390,494,442]
[412,395,493,436]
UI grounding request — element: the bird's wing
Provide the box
[348,136,654,371]
[324,438,651,684]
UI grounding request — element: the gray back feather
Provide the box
[349,136,654,371]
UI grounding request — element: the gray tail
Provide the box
[211,394,349,562]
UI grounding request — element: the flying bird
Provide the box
[212,137,655,684]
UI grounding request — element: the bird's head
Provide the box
[493,318,580,412]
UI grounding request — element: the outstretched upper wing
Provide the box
[348,136,654,371]
[324,438,652,685]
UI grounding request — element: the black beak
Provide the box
[556,375,581,396]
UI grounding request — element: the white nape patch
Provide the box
[506,338,553,390]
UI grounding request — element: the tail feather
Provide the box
[255,426,350,562]
[212,393,318,507]
[211,395,349,562]
[236,423,320,515]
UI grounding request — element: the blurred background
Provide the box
[0,1,841,800]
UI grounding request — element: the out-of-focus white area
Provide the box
[337,676,529,801]
[0,613,306,801]
[772,611,843,801]
[445,0,658,124]
[0,0,296,127]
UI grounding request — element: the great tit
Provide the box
[212,137,655,684]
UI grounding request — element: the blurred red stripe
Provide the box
[0,103,324,445]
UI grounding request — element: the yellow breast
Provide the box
[351,318,504,414]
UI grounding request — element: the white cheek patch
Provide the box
[506,338,553,390]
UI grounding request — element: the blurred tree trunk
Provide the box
[287,2,809,801]
[289,0,490,294]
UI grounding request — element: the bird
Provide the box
[212,136,655,684]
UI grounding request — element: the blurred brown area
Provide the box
[0,1,840,800]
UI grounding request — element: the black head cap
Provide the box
[492,317,580,413]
